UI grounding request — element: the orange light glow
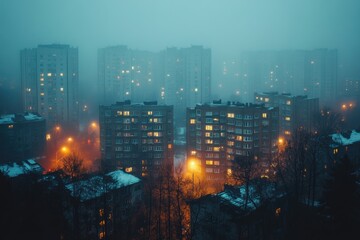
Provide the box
[91,122,97,128]
[46,134,51,141]
[61,146,68,152]
[55,126,61,131]
[278,137,284,145]
[67,137,73,143]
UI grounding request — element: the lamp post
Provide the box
[56,146,68,166]
[188,159,197,194]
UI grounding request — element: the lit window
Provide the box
[190,119,195,124]
[99,209,104,216]
[236,136,243,141]
[205,125,213,131]
[191,151,196,155]
[60,73,64,77]
[47,73,52,77]
[124,111,130,116]
[205,139,213,144]
[99,220,105,226]
[8,124,14,129]
[40,93,45,96]
[275,208,281,217]
[60,87,64,92]
[264,97,269,102]
[227,168,232,176]
[125,167,133,173]
[168,144,172,149]
[214,161,220,166]
[333,148,338,154]
[213,147,220,152]
[205,132,211,137]
[284,131,291,135]
[99,232,106,239]
[117,111,123,116]
[262,113,267,118]
[148,111,153,115]
[206,160,213,165]
[46,134,51,140]
[286,100,291,105]
[285,116,291,121]
[227,113,235,118]
[40,78,44,81]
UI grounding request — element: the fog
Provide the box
[1,0,360,112]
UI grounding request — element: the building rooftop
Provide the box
[0,112,44,125]
[65,170,141,202]
[331,130,360,147]
[0,159,43,178]
[192,180,278,213]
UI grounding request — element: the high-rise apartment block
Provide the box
[219,49,337,105]
[98,45,211,127]
[186,101,279,181]
[0,113,46,163]
[99,101,173,177]
[254,92,319,138]
[98,46,157,105]
[21,44,79,129]
[159,46,211,124]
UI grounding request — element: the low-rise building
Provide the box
[189,181,286,240]
[0,112,46,163]
[65,170,142,240]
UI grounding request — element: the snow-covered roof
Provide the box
[217,185,260,210]
[0,159,43,178]
[331,130,360,146]
[66,170,141,202]
[0,113,44,125]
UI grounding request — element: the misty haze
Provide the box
[1,0,360,239]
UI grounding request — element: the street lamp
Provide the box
[188,159,198,194]
[56,146,68,165]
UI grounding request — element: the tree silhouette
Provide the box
[321,155,360,239]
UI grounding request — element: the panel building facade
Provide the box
[159,46,211,126]
[0,113,46,163]
[186,101,279,182]
[99,101,173,177]
[21,44,79,129]
[219,49,337,105]
[255,92,319,139]
[98,46,157,105]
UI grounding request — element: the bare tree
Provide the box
[231,151,258,209]
[61,152,86,180]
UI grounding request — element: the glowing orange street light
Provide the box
[56,146,69,163]
[189,160,197,171]
[91,122,97,128]
[188,159,199,193]
[67,137,73,143]
[278,137,284,145]
[55,126,61,132]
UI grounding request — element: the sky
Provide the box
[1,0,360,97]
